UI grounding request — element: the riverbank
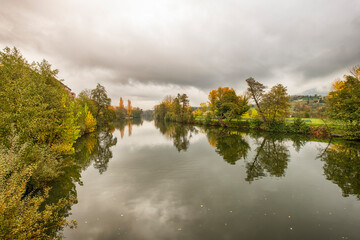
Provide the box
[193,116,349,139]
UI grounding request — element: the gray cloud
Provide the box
[1,0,359,108]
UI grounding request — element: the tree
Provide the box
[127,99,132,116]
[207,87,250,126]
[84,111,97,133]
[132,107,143,118]
[154,102,168,121]
[327,66,360,139]
[0,47,80,154]
[246,78,290,125]
[246,77,267,123]
[208,90,217,113]
[200,102,208,113]
[119,97,124,109]
[90,84,114,126]
[91,84,111,118]
[179,93,189,110]
[77,90,97,115]
[154,94,194,123]
[261,84,290,122]
[251,109,258,118]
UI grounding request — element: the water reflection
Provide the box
[63,121,360,239]
[319,142,360,199]
[92,132,118,174]
[205,128,250,164]
[155,121,198,152]
[46,130,117,235]
[245,134,290,182]
[114,118,143,138]
[155,122,360,197]
[156,122,292,182]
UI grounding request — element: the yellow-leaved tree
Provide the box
[84,111,97,133]
[127,100,132,116]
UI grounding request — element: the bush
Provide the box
[0,137,76,240]
[290,118,310,134]
[310,126,330,138]
[266,120,287,132]
[249,118,263,129]
[204,113,212,126]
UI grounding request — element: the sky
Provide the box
[1,0,359,109]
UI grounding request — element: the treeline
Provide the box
[0,47,116,238]
[154,94,194,123]
[154,66,360,139]
[290,95,326,118]
[113,97,143,119]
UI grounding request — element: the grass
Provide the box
[285,118,324,125]
[195,116,326,125]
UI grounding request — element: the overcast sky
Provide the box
[1,0,359,109]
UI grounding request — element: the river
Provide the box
[55,119,360,239]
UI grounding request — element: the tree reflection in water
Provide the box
[114,118,143,138]
[206,128,250,164]
[245,133,290,182]
[155,120,198,152]
[46,130,117,235]
[154,122,360,198]
[206,128,290,182]
[155,122,297,183]
[319,142,360,199]
[92,132,118,174]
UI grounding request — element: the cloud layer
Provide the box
[1,0,359,108]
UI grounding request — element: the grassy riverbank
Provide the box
[193,116,347,138]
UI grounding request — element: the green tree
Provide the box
[246,78,290,127]
[207,87,250,126]
[132,107,143,118]
[0,47,80,155]
[327,66,360,139]
[91,84,115,127]
[155,94,194,123]
[261,84,290,122]
[154,102,168,120]
[77,90,98,118]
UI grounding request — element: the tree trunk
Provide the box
[248,87,267,124]
[216,116,229,127]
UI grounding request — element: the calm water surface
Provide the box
[60,120,360,240]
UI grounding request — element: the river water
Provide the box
[60,120,360,240]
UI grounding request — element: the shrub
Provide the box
[266,120,287,132]
[0,137,76,240]
[249,118,263,129]
[290,118,310,134]
[310,126,330,138]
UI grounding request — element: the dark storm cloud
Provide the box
[1,0,359,107]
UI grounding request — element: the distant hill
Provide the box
[289,95,327,118]
[297,88,329,96]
